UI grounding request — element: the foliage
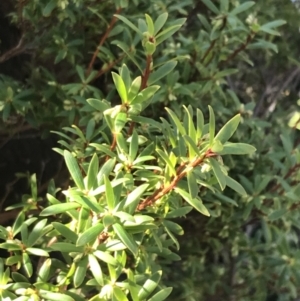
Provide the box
[0,0,299,301]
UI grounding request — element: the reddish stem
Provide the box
[86,8,122,75]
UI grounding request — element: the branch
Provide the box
[0,35,26,63]
[137,149,215,210]
[218,32,255,68]
[86,7,122,75]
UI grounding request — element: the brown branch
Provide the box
[94,53,126,80]
[218,31,255,68]
[86,7,122,75]
[137,150,214,210]
[0,35,26,63]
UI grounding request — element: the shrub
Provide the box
[0,1,299,301]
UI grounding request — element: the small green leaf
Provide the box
[187,172,198,199]
[64,150,84,189]
[37,258,51,282]
[39,291,75,301]
[269,209,288,221]
[131,85,160,105]
[42,0,56,17]
[154,13,168,35]
[26,248,49,257]
[87,153,99,190]
[114,15,142,36]
[51,242,84,253]
[166,206,193,218]
[22,252,33,277]
[87,98,110,112]
[113,287,128,301]
[208,106,215,145]
[148,61,177,85]
[113,224,138,256]
[148,287,173,301]
[218,143,256,155]
[215,114,240,143]
[138,271,162,299]
[40,203,80,216]
[175,188,210,216]
[94,250,118,266]
[202,0,220,14]
[76,223,104,246]
[74,256,88,287]
[225,175,247,196]
[88,254,104,286]
[112,72,128,104]
[156,149,176,176]
[128,77,142,102]
[114,112,127,133]
[129,130,139,161]
[104,175,116,211]
[230,2,255,16]
[145,14,155,36]
[124,184,149,214]
[209,158,226,190]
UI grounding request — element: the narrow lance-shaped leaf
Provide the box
[156,149,176,176]
[175,188,210,217]
[215,114,240,143]
[218,143,256,155]
[225,175,247,196]
[113,224,138,256]
[104,175,116,211]
[124,184,149,214]
[202,0,220,14]
[208,106,215,145]
[64,150,84,189]
[230,1,255,16]
[112,72,128,104]
[114,15,143,36]
[76,223,104,246]
[86,153,99,190]
[148,61,177,85]
[138,271,162,300]
[145,14,155,36]
[40,203,80,216]
[209,158,226,190]
[154,13,168,35]
[148,287,173,301]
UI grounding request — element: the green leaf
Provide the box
[148,61,177,85]
[174,188,210,216]
[187,172,198,199]
[87,98,110,112]
[165,108,186,136]
[131,85,160,105]
[64,150,84,189]
[104,175,116,211]
[42,0,56,17]
[154,13,168,35]
[215,114,240,143]
[22,253,33,278]
[148,287,173,301]
[76,223,104,246]
[39,291,75,301]
[138,271,162,299]
[202,0,220,14]
[225,175,247,196]
[112,72,128,104]
[261,20,287,29]
[114,15,142,36]
[208,106,215,145]
[218,143,256,155]
[155,19,186,45]
[74,256,88,287]
[113,224,138,256]
[114,112,127,133]
[129,130,139,161]
[86,153,99,190]
[40,203,80,216]
[209,158,226,190]
[88,254,104,286]
[26,248,49,257]
[52,222,78,243]
[37,258,51,282]
[156,149,176,176]
[27,219,48,247]
[94,250,118,266]
[145,14,155,36]
[183,135,200,158]
[166,206,193,218]
[196,108,204,138]
[124,184,149,214]
[128,77,142,102]
[230,2,255,16]
[269,209,288,221]
[50,242,84,253]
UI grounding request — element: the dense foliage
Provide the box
[0,0,299,301]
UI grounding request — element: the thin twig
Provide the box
[0,35,26,63]
[86,8,122,75]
